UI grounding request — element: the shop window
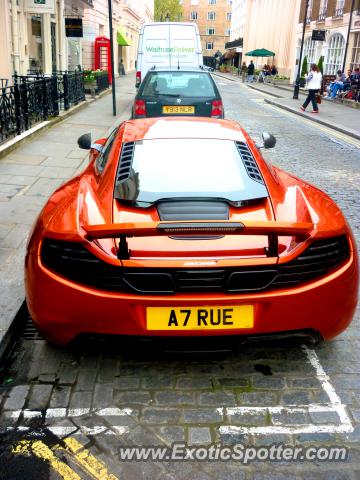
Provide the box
[325,33,345,74]
[350,32,360,70]
[303,36,317,64]
[29,16,43,72]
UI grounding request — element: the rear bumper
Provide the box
[25,250,358,346]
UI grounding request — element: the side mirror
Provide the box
[78,133,92,150]
[262,132,276,149]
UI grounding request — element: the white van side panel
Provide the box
[136,23,203,85]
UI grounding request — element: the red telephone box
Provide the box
[94,36,112,84]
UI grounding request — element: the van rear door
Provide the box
[168,24,203,69]
[137,23,203,86]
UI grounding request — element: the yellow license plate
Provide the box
[162,105,195,114]
[147,305,253,331]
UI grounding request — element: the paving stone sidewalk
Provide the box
[0,74,136,350]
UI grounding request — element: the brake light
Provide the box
[134,99,146,116]
[136,71,141,87]
[211,100,223,118]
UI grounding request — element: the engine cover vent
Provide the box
[116,142,135,183]
[235,141,264,184]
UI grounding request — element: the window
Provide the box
[207,27,215,35]
[303,36,316,64]
[318,0,327,19]
[350,32,360,70]
[225,28,230,36]
[206,41,214,50]
[334,0,344,15]
[208,11,216,20]
[325,33,345,74]
[227,12,232,21]
[96,128,118,173]
[306,0,313,22]
[115,139,268,204]
[141,71,216,98]
[208,0,216,4]
[190,11,198,20]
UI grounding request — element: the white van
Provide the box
[135,22,203,87]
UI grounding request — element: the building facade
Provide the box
[0,0,153,80]
[181,0,232,57]
[231,0,301,77]
[297,0,360,76]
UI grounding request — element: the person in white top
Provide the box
[300,63,323,113]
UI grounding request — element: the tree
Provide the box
[154,0,183,22]
[317,55,324,74]
[301,55,308,77]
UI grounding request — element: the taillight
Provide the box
[134,99,146,116]
[136,71,141,87]
[211,100,223,118]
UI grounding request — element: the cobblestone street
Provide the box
[0,74,359,479]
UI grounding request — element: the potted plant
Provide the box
[300,55,308,87]
[83,70,97,96]
[317,55,324,74]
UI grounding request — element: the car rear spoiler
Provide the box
[84,221,313,259]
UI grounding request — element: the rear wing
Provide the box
[84,221,313,260]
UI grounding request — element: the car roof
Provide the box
[121,118,247,143]
[146,66,209,73]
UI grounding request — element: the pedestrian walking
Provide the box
[300,63,322,113]
[119,58,126,76]
[247,60,255,83]
[240,62,248,82]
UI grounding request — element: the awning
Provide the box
[245,48,275,57]
[117,28,131,46]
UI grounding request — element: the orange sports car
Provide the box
[25,117,358,346]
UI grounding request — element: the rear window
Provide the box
[140,72,216,97]
[115,139,268,205]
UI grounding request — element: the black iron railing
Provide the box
[95,72,109,94]
[317,9,327,21]
[333,7,344,17]
[0,84,18,144]
[0,71,86,144]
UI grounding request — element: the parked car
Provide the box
[25,117,358,346]
[136,22,203,88]
[132,67,224,118]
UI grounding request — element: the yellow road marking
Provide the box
[62,438,119,480]
[13,440,80,480]
[12,438,119,480]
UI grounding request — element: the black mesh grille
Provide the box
[41,239,127,290]
[116,142,135,183]
[273,236,350,287]
[41,236,350,294]
[235,141,264,184]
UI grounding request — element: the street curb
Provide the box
[0,87,126,357]
[0,88,111,160]
[263,98,360,141]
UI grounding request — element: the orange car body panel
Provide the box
[25,118,359,345]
